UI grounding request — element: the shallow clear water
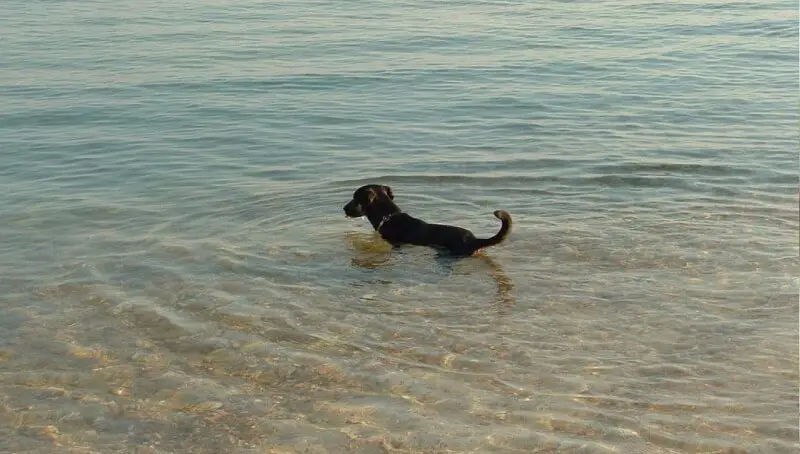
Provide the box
[1,0,797,452]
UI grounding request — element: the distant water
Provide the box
[1,0,797,452]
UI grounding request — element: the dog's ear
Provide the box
[382,185,394,200]
[365,187,378,204]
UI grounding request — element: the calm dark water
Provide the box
[1,0,797,452]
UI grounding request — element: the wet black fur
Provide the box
[343,184,512,256]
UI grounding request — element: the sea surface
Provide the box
[1,1,797,453]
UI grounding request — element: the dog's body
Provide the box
[343,184,512,256]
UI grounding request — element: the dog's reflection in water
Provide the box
[435,251,516,314]
[345,231,393,269]
[346,231,515,312]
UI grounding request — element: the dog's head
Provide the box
[343,184,394,217]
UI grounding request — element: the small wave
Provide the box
[327,174,561,188]
[328,172,695,191]
[589,161,755,177]
[135,73,393,93]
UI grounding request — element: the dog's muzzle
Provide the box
[343,201,363,218]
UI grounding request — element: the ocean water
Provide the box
[1,0,797,452]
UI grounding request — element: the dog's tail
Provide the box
[470,210,512,252]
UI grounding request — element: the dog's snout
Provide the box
[343,199,363,217]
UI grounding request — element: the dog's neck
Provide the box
[364,201,401,231]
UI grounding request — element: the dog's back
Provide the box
[389,211,511,256]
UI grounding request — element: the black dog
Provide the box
[343,184,512,256]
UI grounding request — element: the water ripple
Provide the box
[0,0,797,452]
